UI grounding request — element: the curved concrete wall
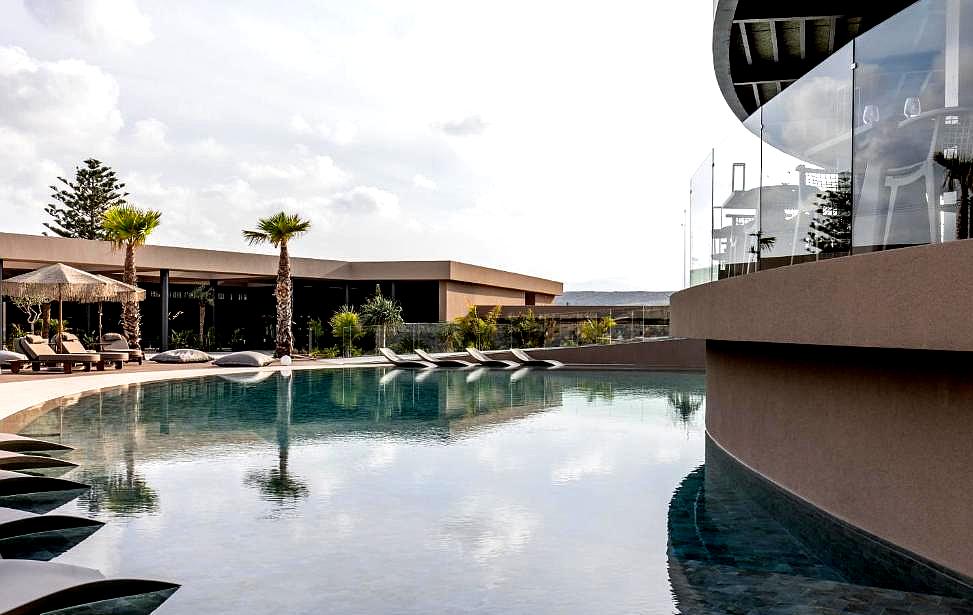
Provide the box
[672,240,973,353]
[705,340,973,580]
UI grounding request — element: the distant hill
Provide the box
[554,291,674,306]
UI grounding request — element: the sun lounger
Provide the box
[55,332,127,369]
[0,560,179,615]
[0,451,77,472]
[0,507,103,560]
[0,469,89,514]
[378,347,435,368]
[0,433,72,453]
[17,336,105,374]
[510,348,563,368]
[464,347,518,368]
[100,332,144,365]
[414,348,473,367]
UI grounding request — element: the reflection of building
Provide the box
[676,0,973,601]
[0,232,561,350]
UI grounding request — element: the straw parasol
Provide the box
[0,263,144,344]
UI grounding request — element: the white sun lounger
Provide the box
[0,433,72,453]
[510,348,563,368]
[0,560,179,615]
[464,347,518,368]
[378,348,435,368]
[414,349,473,368]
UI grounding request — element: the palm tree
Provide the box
[360,285,404,350]
[242,212,311,357]
[188,284,215,349]
[103,205,162,350]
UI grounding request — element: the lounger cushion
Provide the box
[0,351,27,364]
[212,351,273,367]
[150,349,213,364]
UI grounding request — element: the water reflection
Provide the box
[667,438,973,614]
[75,389,159,517]
[243,371,308,507]
[22,368,707,614]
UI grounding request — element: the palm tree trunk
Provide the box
[198,302,206,348]
[275,242,293,357]
[122,243,142,349]
[41,303,51,339]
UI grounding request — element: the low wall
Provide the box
[486,338,705,371]
[706,340,973,580]
[671,240,973,352]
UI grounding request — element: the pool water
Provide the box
[23,369,707,614]
[20,368,973,614]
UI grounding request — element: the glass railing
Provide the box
[689,0,968,286]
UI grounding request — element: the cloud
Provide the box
[440,115,487,136]
[329,186,400,218]
[132,118,169,151]
[289,114,357,145]
[24,0,154,47]
[186,137,228,160]
[412,173,437,190]
[240,154,347,188]
[0,46,123,145]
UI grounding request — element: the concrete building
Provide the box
[676,0,973,601]
[0,232,561,350]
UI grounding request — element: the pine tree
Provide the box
[805,174,852,256]
[44,159,129,240]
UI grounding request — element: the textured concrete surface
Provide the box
[705,340,973,580]
[672,240,973,352]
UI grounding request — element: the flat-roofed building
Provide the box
[0,232,561,349]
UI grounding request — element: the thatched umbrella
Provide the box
[0,263,143,345]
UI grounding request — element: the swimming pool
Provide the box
[16,368,973,613]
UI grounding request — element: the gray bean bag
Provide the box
[150,349,213,364]
[212,351,274,367]
[0,351,27,365]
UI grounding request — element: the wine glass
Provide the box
[863,105,880,126]
[903,97,922,119]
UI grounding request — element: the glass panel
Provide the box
[713,113,763,279]
[852,0,966,252]
[689,151,714,286]
[760,44,854,269]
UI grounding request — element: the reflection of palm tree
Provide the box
[245,373,308,503]
[934,152,973,240]
[81,386,159,516]
[667,390,704,427]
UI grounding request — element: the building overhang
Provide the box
[713,0,917,120]
[0,232,563,296]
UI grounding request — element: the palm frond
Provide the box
[246,211,312,247]
[242,229,270,246]
[102,206,162,249]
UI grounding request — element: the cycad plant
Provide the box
[329,306,363,357]
[103,205,162,349]
[243,212,311,357]
[360,285,404,350]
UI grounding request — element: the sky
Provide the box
[0,0,738,291]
